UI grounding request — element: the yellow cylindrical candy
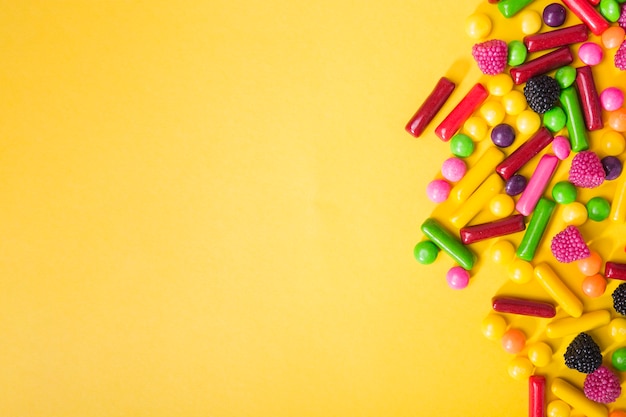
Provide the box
[450,147,504,202]
[450,173,504,228]
[546,310,611,339]
[534,263,583,318]
[610,173,626,223]
[551,378,608,417]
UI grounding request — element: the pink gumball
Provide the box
[441,157,467,182]
[600,87,624,111]
[578,42,603,66]
[426,179,451,203]
[446,266,470,289]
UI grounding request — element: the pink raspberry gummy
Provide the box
[616,40,626,71]
[619,4,626,29]
[584,366,622,403]
[472,39,507,75]
[568,151,605,189]
[551,225,590,263]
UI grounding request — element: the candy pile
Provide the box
[408,0,626,416]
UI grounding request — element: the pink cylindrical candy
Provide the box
[406,77,456,137]
[552,136,571,160]
[441,157,467,182]
[578,42,603,66]
[523,23,588,53]
[435,83,489,141]
[516,154,559,216]
[575,65,603,131]
[496,127,554,180]
[447,266,470,289]
[426,179,451,203]
[510,47,573,85]
[562,0,610,35]
[600,87,624,111]
[459,214,526,244]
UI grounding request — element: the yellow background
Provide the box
[0,1,532,416]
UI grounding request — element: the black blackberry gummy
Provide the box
[563,332,602,374]
[613,282,626,315]
[523,75,561,114]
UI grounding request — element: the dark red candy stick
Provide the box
[529,376,546,417]
[562,0,610,35]
[496,127,554,180]
[492,296,557,318]
[459,214,526,244]
[605,262,626,280]
[434,83,488,141]
[575,65,603,131]
[523,24,588,53]
[405,77,456,137]
[510,46,573,85]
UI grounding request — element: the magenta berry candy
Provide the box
[616,40,626,70]
[551,225,590,263]
[584,366,621,403]
[472,39,508,75]
[569,151,605,189]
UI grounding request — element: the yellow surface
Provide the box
[4,1,624,416]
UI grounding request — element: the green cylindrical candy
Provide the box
[560,86,589,152]
[420,218,476,270]
[516,198,556,261]
[498,0,534,18]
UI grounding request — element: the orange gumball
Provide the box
[576,250,602,276]
[609,108,626,132]
[581,274,607,298]
[602,26,625,49]
[501,328,526,354]
[609,411,626,417]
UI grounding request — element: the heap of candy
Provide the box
[408,0,626,415]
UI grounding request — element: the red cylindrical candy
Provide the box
[529,375,546,417]
[405,77,456,137]
[496,127,554,180]
[523,24,588,53]
[435,83,488,141]
[575,65,603,131]
[605,262,626,280]
[459,214,526,244]
[492,296,557,318]
[562,0,610,35]
[510,47,574,85]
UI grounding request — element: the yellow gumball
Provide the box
[519,10,542,35]
[489,194,515,217]
[562,202,588,225]
[547,400,570,417]
[487,74,514,97]
[503,90,527,115]
[490,240,516,265]
[516,110,541,135]
[481,313,507,340]
[601,130,626,156]
[610,317,626,341]
[480,101,506,126]
[527,342,553,367]
[507,356,534,380]
[465,13,492,39]
[464,116,488,141]
[507,258,534,284]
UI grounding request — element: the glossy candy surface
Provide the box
[523,23,588,52]
[420,218,476,270]
[510,46,573,84]
[496,127,554,180]
[575,65,603,130]
[460,215,525,244]
[406,77,456,137]
[435,83,489,141]
[561,0,611,35]
[492,296,556,317]
[517,197,555,261]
